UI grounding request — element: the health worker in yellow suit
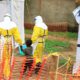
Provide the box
[0,13,23,80]
[31,16,48,64]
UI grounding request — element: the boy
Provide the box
[20,39,33,73]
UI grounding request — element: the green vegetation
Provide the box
[25,29,33,34]
[25,29,77,39]
[49,31,77,40]
[59,58,67,66]
[45,39,71,53]
[25,29,77,55]
[67,32,78,39]
[25,29,77,53]
[24,29,77,65]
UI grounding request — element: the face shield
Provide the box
[4,13,11,22]
[34,16,43,23]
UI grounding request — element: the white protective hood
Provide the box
[0,14,17,30]
[73,6,80,24]
[34,16,48,30]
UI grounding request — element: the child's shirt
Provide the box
[22,46,33,56]
[21,46,33,62]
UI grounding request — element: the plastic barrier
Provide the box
[1,52,80,80]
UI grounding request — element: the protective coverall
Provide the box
[0,13,23,79]
[72,6,80,74]
[31,16,48,63]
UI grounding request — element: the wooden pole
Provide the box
[55,55,59,80]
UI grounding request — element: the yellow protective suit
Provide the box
[0,27,23,78]
[31,26,48,63]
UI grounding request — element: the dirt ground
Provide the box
[6,34,78,80]
[17,34,77,80]
[25,34,77,57]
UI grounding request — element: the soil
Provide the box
[25,34,77,55]
[1,34,78,80]
[16,34,78,80]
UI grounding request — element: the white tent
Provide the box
[0,0,9,21]
[10,0,25,44]
[0,0,25,46]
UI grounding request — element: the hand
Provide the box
[20,45,23,51]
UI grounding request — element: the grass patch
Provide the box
[45,39,71,53]
[49,31,77,40]
[25,29,76,53]
[67,32,78,39]
[25,29,33,34]
[25,29,77,39]
[49,31,67,37]
[25,29,76,66]
[59,58,67,66]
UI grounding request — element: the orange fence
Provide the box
[0,54,80,80]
